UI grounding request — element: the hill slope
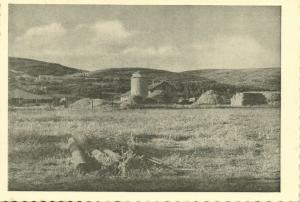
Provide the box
[9,57,84,76]
[182,68,280,91]
[88,67,214,83]
[8,57,281,99]
[80,67,227,98]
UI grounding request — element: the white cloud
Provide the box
[122,46,179,57]
[14,23,66,51]
[92,20,131,40]
[191,35,279,68]
[16,23,66,41]
[11,22,279,70]
[12,20,133,58]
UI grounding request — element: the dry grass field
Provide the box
[8,107,280,191]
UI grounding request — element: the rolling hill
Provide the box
[8,57,281,99]
[182,68,280,91]
[84,67,231,98]
[88,67,218,85]
[9,57,84,76]
[85,67,280,98]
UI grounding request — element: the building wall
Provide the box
[121,95,130,102]
[231,93,267,106]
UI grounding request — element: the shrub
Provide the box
[131,95,143,104]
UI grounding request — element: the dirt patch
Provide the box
[69,98,112,110]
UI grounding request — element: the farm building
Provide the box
[119,71,148,102]
[68,72,89,78]
[148,80,177,103]
[9,88,53,105]
[15,74,34,81]
[131,71,148,99]
[231,92,267,106]
[188,97,197,103]
[37,75,63,82]
[37,75,54,81]
[262,91,280,105]
[120,73,178,104]
[177,97,189,104]
[120,91,131,102]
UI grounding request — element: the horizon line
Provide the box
[8,56,281,73]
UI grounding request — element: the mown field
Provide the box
[8,107,280,191]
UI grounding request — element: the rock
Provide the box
[103,149,122,162]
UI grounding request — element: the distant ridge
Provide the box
[88,67,206,82]
[9,57,85,76]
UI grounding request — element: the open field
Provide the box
[8,107,280,191]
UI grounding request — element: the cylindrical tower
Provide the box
[130,71,148,99]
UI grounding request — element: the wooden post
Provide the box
[64,98,68,108]
[68,137,89,173]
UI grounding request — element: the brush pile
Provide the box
[67,135,191,177]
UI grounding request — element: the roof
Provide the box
[120,91,131,97]
[149,80,176,91]
[148,89,164,98]
[9,88,52,100]
[131,71,145,78]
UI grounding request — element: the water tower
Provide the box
[130,71,148,99]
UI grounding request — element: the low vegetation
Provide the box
[9,57,281,99]
[182,68,280,91]
[9,107,280,191]
[9,57,83,76]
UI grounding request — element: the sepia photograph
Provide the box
[7,4,282,192]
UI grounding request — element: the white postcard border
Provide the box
[0,0,299,201]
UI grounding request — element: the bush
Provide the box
[144,97,157,104]
[131,95,143,104]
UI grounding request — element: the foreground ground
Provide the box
[8,107,280,191]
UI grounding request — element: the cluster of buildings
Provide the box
[120,71,177,104]
[8,71,280,107]
[121,71,280,106]
[36,75,63,82]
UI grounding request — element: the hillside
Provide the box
[85,67,280,98]
[8,57,281,99]
[9,57,84,76]
[182,68,280,91]
[88,67,218,85]
[86,67,233,98]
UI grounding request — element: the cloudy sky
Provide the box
[9,5,281,71]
